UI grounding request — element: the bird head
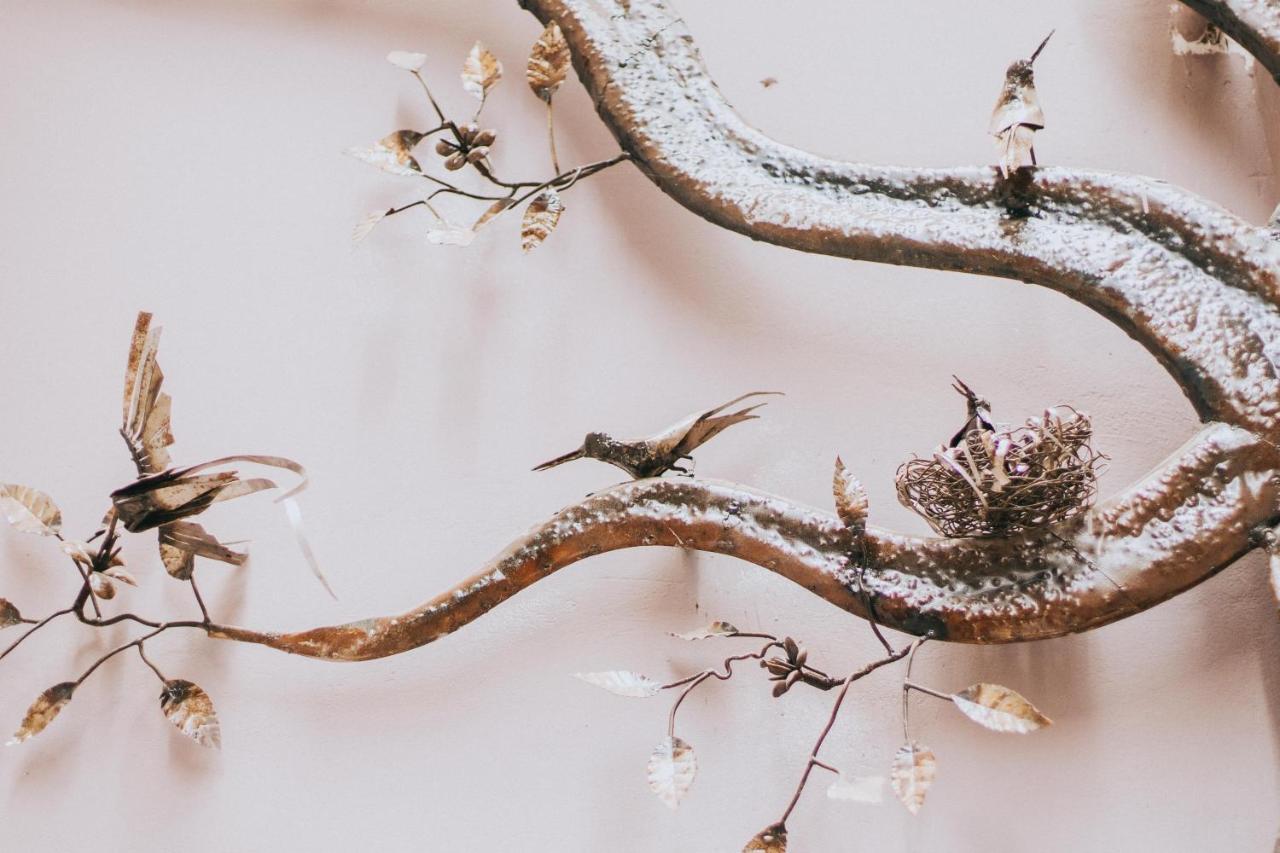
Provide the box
[532,432,612,472]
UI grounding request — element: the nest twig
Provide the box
[895,407,1103,538]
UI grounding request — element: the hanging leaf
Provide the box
[646,735,696,809]
[574,670,662,698]
[0,484,62,537]
[159,521,248,581]
[527,22,570,102]
[0,599,22,630]
[461,42,503,101]
[386,50,427,72]
[160,679,222,749]
[353,209,389,244]
[890,741,936,814]
[670,621,739,640]
[521,191,563,253]
[742,823,787,852]
[473,199,516,232]
[951,683,1052,733]
[832,457,869,531]
[426,224,477,247]
[8,682,75,745]
[827,772,885,803]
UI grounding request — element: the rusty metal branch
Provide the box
[1179,0,1280,84]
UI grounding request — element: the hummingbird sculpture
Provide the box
[990,31,1054,178]
[533,391,782,479]
[948,376,994,447]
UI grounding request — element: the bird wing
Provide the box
[659,391,783,458]
[121,312,174,476]
[990,87,1044,135]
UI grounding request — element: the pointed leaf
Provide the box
[160,679,221,749]
[345,144,421,177]
[386,50,427,71]
[670,621,739,640]
[0,484,62,536]
[0,599,22,630]
[472,198,516,232]
[461,42,502,100]
[353,209,388,243]
[574,670,662,698]
[832,456,869,531]
[646,735,696,808]
[8,682,75,745]
[527,22,570,102]
[104,566,138,587]
[827,772,885,803]
[891,741,936,814]
[520,190,563,253]
[743,823,787,852]
[951,683,1051,733]
[426,224,477,247]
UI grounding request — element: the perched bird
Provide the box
[948,376,994,448]
[990,31,1054,178]
[533,391,782,479]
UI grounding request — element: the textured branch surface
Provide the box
[212,0,1280,657]
[1180,0,1280,84]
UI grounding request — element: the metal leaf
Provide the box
[520,190,563,253]
[353,209,388,243]
[742,823,787,852]
[0,484,62,537]
[104,567,138,587]
[573,670,662,697]
[8,682,75,745]
[426,224,477,247]
[386,50,427,71]
[832,456,869,531]
[461,42,502,101]
[0,599,22,630]
[345,144,421,177]
[527,22,570,102]
[670,621,739,640]
[646,735,696,809]
[951,683,1052,733]
[890,741,936,814]
[826,772,885,803]
[160,679,221,749]
[472,199,515,232]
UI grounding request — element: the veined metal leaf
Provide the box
[670,621,739,640]
[345,143,421,177]
[0,599,22,630]
[742,823,787,852]
[0,484,62,537]
[574,670,662,698]
[891,741,936,814]
[951,683,1052,733]
[646,735,696,809]
[520,191,563,253]
[160,679,221,749]
[461,42,502,101]
[827,772,885,803]
[832,456,869,531]
[527,22,570,102]
[353,209,388,244]
[472,199,515,232]
[386,50,427,71]
[426,224,477,247]
[8,682,75,745]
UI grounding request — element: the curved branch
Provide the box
[210,0,1280,656]
[1179,0,1280,84]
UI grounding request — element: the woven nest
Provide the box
[895,406,1103,538]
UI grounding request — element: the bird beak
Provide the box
[532,447,585,471]
[1029,29,1054,65]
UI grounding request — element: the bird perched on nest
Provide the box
[533,391,782,479]
[948,376,994,447]
[990,31,1054,178]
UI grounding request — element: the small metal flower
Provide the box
[435,123,497,171]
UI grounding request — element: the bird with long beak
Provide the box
[990,30,1054,178]
[533,391,783,479]
[948,376,994,448]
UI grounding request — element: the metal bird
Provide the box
[533,391,783,479]
[948,376,994,448]
[990,30,1054,178]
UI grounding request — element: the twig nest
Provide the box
[895,406,1102,537]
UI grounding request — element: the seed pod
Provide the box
[457,122,479,143]
[473,128,497,147]
[466,146,489,164]
[444,152,467,171]
[771,681,789,698]
[435,139,456,156]
[783,637,800,661]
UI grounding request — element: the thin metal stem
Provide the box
[136,643,167,682]
[546,101,561,173]
[0,607,74,663]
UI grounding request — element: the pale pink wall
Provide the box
[0,1,1277,850]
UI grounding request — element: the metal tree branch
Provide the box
[196,0,1280,658]
[1179,0,1280,84]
